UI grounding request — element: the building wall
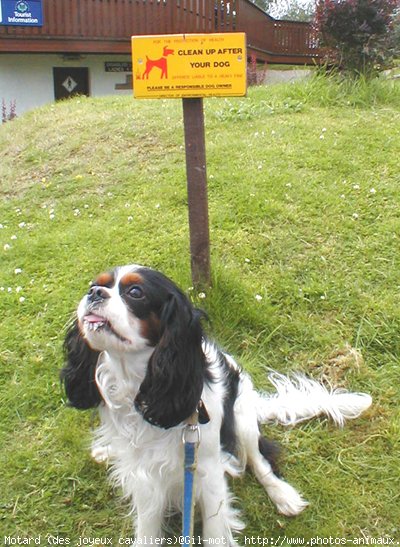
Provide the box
[0,53,133,116]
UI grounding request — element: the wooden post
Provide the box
[182,97,211,287]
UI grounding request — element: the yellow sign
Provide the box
[131,33,247,99]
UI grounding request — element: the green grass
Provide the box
[1,75,400,541]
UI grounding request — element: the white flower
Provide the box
[0,224,3,229]
[11,235,17,240]
[4,244,11,251]
[15,268,22,274]
[49,214,55,220]
[353,184,360,190]
[18,222,26,228]
[255,294,263,302]
[198,292,206,299]
[127,216,133,222]
[370,188,376,194]
[19,296,25,303]
[244,258,251,263]
[352,213,359,220]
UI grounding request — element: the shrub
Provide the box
[247,53,268,86]
[1,99,17,123]
[314,0,399,75]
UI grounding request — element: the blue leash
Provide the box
[182,413,200,545]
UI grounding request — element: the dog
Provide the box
[142,45,174,79]
[61,264,372,543]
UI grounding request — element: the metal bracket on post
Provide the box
[182,97,211,288]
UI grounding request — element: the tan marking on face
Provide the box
[94,272,115,287]
[140,313,161,347]
[119,272,144,288]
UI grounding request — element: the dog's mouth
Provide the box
[83,314,131,344]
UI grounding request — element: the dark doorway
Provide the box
[53,67,90,100]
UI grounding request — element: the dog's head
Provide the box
[62,265,208,428]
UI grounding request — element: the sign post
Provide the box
[182,97,210,286]
[132,33,247,286]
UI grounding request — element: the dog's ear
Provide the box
[61,319,103,409]
[135,292,207,429]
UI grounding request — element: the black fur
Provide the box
[220,356,240,456]
[134,290,208,429]
[61,320,103,409]
[258,436,281,477]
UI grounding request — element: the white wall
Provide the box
[0,53,133,117]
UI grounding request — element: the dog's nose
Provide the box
[88,286,110,303]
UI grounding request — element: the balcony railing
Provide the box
[0,0,319,62]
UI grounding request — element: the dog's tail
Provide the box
[256,372,372,427]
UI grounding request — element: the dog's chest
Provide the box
[101,404,184,479]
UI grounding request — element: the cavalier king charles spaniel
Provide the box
[62,264,371,543]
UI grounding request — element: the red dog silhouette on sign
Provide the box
[142,46,174,79]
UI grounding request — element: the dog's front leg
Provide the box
[198,464,243,546]
[133,486,166,545]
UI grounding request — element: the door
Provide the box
[53,67,90,100]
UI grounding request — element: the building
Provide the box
[0,0,318,116]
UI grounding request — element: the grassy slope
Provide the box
[0,77,399,540]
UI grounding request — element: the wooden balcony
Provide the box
[0,0,319,64]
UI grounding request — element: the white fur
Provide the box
[257,372,372,427]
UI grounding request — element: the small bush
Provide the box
[2,98,17,123]
[247,53,268,86]
[314,0,399,76]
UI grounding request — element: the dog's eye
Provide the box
[128,285,144,299]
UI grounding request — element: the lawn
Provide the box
[0,75,399,542]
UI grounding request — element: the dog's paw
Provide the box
[91,444,112,464]
[267,479,309,517]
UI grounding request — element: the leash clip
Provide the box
[182,408,201,445]
[182,422,201,445]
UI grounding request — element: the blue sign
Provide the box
[0,0,43,26]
